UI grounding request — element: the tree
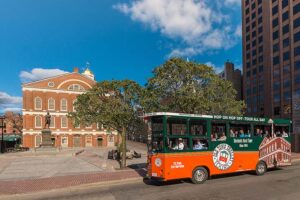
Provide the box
[68,80,142,169]
[4,112,23,133]
[141,57,245,115]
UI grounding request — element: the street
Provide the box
[3,161,300,200]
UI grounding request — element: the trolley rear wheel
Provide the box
[256,161,267,176]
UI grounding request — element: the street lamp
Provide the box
[0,116,5,153]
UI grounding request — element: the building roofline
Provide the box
[22,72,96,87]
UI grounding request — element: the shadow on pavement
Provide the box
[127,163,147,178]
[141,168,283,186]
[143,177,189,186]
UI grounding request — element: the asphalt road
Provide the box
[3,162,300,200]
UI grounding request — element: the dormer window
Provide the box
[68,84,85,92]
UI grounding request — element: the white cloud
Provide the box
[169,47,202,58]
[114,0,241,57]
[114,0,213,43]
[20,68,67,82]
[205,62,223,73]
[0,92,22,113]
[234,24,242,37]
[224,0,241,5]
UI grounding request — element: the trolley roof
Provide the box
[143,112,292,124]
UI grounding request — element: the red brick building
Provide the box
[259,136,291,167]
[22,68,118,148]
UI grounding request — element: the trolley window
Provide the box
[167,118,187,135]
[190,119,207,136]
[211,122,227,141]
[229,123,251,138]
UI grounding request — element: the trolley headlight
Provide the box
[155,158,162,167]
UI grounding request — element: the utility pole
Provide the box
[0,116,5,153]
[121,90,127,169]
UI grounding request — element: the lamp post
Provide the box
[0,116,5,153]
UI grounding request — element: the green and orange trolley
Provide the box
[144,112,292,184]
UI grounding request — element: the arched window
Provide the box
[48,98,55,110]
[35,116,42,128]
[35,135,42,147]
[34,97,42,110]
[50,116,55,128]
[73,120,80,128]
[61,99,68,111]
[61,116,68,128]
[68,84,86,92]
[73,99,77,112]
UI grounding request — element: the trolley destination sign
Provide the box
[145,112,268,123]
[213,115,267,123]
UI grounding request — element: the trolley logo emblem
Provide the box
[213,143,234,170]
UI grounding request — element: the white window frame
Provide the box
[48,98,55,111]
[85,124,92,129]
[61,136,68,147]
[68,84,86,92]
[50,116,55,128]
[73,99,77,112]
[85,135,93,147]
[34,97,42,110]
[35,135,42,147]
[61,98,68,111]
[35,115,42,128]
[61,116,68,128]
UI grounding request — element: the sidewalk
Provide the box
[292,152,300,162]
[0,168,146,196]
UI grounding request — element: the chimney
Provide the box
[73,67,79,73]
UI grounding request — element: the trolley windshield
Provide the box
[150,116,164,152]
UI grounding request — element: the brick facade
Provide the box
[22,69,119,148]
[259,136,291,167]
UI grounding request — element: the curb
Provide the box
[74,149,85,156]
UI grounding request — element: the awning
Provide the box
[0,135,22,142]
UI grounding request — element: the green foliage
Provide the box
[68,80,142,133]
[69,58,245,130]
[140,57,245,115]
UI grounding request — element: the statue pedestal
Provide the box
[40,129,53,147]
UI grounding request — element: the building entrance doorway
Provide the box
[97,137,103,147]
[35,135,42,147]
[107,134,114,147]
[51,137,56,147]
[73,135,81,147]
[61,136,68,148]
[85,135,92,147]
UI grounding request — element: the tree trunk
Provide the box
[121,126,126,169]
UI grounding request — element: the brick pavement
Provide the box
[0,169,146,195]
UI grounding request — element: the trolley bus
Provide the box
[144,112,292,184]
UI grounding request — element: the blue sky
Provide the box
[0,0,242,113]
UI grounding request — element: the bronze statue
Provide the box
[44,112,51,129]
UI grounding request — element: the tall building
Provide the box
[242,0,300,151]
[22,68,118,148]
[219,61,243,100]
